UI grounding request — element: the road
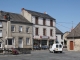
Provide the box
[0,50,80,60]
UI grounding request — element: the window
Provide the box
[18,38,22,44]
[8,39,12,45]
[50,29,53,36]
[11,25,15,32]
[43,28,46,36]
[19,26,22,32]
[26,38,30,45]
[35,28,38,35]
[43,18,46,25]
[26,27,29,33]
[50,20,53,26]
[35,17,38,24]
[0,42,1,47]
[0,30,2,37]
[0,22,2,27]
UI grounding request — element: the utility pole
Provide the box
[72,21,75,45]
[72,21,73,30]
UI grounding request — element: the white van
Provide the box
[49,43,63,53]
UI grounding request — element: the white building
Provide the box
[21,8,56,47]
[56,28,63,44]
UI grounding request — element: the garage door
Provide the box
[70,41,74,50]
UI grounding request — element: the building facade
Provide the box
[56,28,63,44]
[0,11,33,49]
[63,31,70,47]
[21,8,56,47]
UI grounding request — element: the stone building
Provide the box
[67,22,80,51]
[0,11,33,50]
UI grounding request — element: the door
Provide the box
[18,38,23,48]
[12,38,15,48]
[70,41,74,50]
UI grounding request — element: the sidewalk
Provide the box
[63,48,67,51]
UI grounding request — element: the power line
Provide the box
[57,22,72,24]
[56,21,77,25]
[56,22,71,29]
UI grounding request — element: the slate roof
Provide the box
[24,9,56,20]
[0,11,31,24]
[56,28,63,34]
[67,22,80,38]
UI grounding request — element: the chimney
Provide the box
[70,28,74,32]
[21,8,25,11]
[44,11,47,14]
[21,8,25,16]
[4,15,7,19]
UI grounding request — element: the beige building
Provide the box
[0,11,33,49]
[67,22,80,51]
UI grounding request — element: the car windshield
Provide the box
[56,45,58,48]
[59,45,62,48]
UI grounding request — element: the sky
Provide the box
[0,0,80,33]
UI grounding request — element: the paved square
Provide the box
[0,50,80,60]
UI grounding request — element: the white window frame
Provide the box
[0,22,2,27]
[26,27,29,33]
[19,26,22,32]
[0,30,2,37]
[26,38,30,45]
[11,25,15,32]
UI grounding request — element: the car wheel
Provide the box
[60,51,62,53]
[54,50,56,53]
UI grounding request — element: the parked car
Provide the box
[33,45,41,50]
[49,43,63,53]
[41,45,49,50]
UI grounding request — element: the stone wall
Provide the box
[74,39,80,51]
[67,39,80,51]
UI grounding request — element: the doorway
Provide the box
[70,41,74,50]
[18,38,23,48]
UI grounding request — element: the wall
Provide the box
[56,34,63,43]
[74,39,80,51]
[21,10,32,22]
[0,21,7,48]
